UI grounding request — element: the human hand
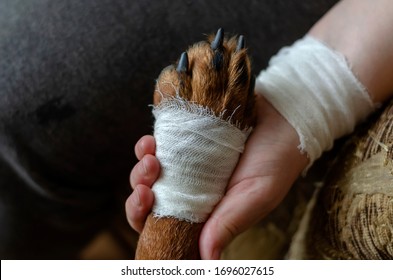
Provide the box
[125,95,308,259]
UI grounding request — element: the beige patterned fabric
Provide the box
[289,100,393,259]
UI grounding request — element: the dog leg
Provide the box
[135,29,256,259]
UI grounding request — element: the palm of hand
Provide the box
[199,95,308,259]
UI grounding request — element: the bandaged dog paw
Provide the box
[151,28,256,223]
[128,29,308,259]
[129,29,269,259]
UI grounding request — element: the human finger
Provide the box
[129,154,160,190]
[134,135,156,161]
[125,184,155,233]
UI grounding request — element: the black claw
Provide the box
[213,52,224,70]
[236,35,245,52]
[176,52,189,73]
[211,28,224,50]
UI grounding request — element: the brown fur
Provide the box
[136,216,203,259]
[135,33,256,259]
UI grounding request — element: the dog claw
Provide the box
[211,28,224,50]
[176,52,189,73]
[236,35,245,52]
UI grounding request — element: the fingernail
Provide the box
[132,187,141,207]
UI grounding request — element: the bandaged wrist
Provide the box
[151,98,251,223]
[255,36,375,172]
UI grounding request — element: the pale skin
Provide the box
[126,0,393,259]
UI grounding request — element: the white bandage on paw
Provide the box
[151,98,251,223]
[255,36,375,172]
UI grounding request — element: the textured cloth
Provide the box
[255,36,375,172]
[288,99,393,260]
[151,98,251,223]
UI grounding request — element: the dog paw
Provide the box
[154,28,256,128]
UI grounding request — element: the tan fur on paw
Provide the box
[136,28,256,260]
[154,28,256,129]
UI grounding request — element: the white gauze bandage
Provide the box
[255,36,375,172]
[151,98,251,223]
